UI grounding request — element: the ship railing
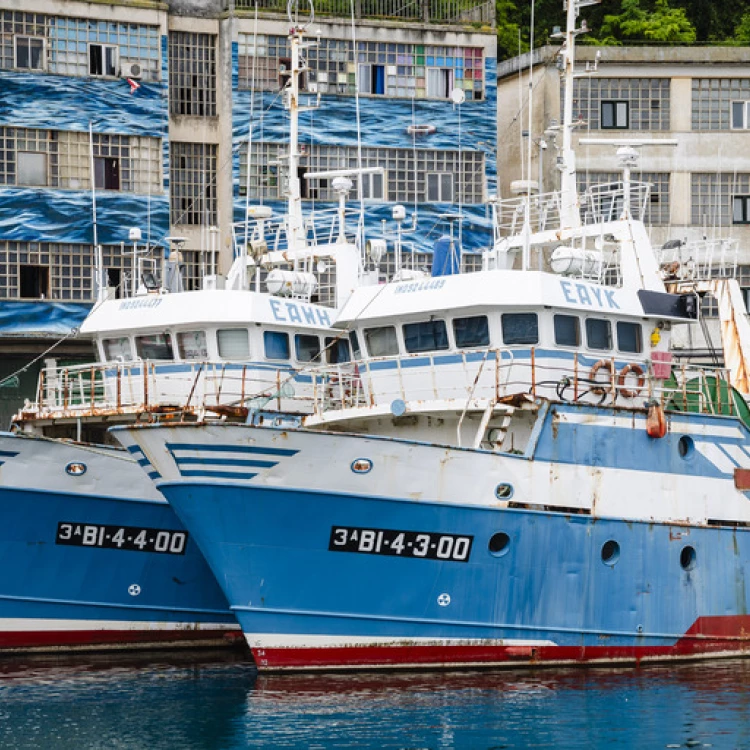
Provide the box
[305,349,741,419]
[581,180,652,224]
[656,238,739,285]
[494,182,652,238]
[21,360,322,422]
[232,205,361,257]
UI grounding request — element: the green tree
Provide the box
[595,0,696,44]
[496,0,528,60]
[734,11,750,42]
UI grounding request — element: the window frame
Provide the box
[402,319,449,354]
[501,312,539,346]
[176,330,209,360]
[263,330,290,361]
[364,325,399,357]
[89,42,119,78]
[217,328,250,360]
[616,321,643,354]
[14,36,45,71]
[553,314,581,348]
[601,100,629,130]
[94,156,121,191]
[17,151,48,187]
[732,195,750,225]
[135,332,174,361]
[731,100,750,130]
[426,172,454,203]
[295,333,322,363]
[452,315,490,349]
[585,317,613,351]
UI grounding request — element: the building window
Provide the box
[17,152,47,186]
[731,101,750,130]
[427,173,454,202]
[170,142,218,226]
[169,31,217,117]
[426,67,454,99]
[692,174,750,226]
[601,101,629,129]
[19,264,49,298]
[360,172,385,201]
[733,196,750,224]
[15,36,44,70]
[94,156,120,190]
[89,43,118,77]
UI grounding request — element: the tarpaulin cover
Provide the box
[0,301,91,336]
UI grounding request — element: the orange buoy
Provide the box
[646,401,667,438]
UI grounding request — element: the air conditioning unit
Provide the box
[121,61,143,79]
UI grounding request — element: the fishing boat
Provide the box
[115,1,750,670]
[0,13,364,652]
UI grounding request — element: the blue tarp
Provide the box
[0,301,91,336]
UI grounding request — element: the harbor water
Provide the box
[0,652,748,749]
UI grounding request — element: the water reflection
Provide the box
[0,654,749,749]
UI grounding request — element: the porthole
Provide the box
[488,532,511,557]
[601,539,620,566]
[680,545,696,571]
[350,458,373,474]
[495,483,514,500]
[678,436,694,460]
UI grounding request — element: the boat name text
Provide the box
[394,279,447,294]
[559,280,620,310]
[119,298,164,310]
[269,299,331,327]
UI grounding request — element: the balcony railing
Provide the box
[234,0,494,25]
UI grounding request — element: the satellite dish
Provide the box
[450,88,466,105]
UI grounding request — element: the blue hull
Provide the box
[158,480,750,669]
[0,485,239,651]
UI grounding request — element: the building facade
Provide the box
[497,45,750,360]
[0,0,495,425]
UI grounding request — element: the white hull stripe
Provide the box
[721,442,750,467]
[0,618,239,632]
[245,634,556,649]
[556,412,745,440]
[694,441,738,475]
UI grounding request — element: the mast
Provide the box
[555,0,600,230]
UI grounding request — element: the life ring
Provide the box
[589,359,615,395]
[406,124,436,136]
[617,363,646,399]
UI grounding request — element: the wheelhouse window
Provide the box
[295,334,322,362]
[616,322,642,353]
[135,333,174,360]
[264,330,290,360]
[217,328,250,360]
[601,101,629,129]
[453,315,489,348]
[554,314,580,347]
[364,326,399,357]
[501,313,538,345]
[176,330,208,360]
[15,37,44,70]
[348,331,362,360]
[325,336,351,364]
[403,320,449,354]
[102,337,132,362]
[586,318,612,350]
